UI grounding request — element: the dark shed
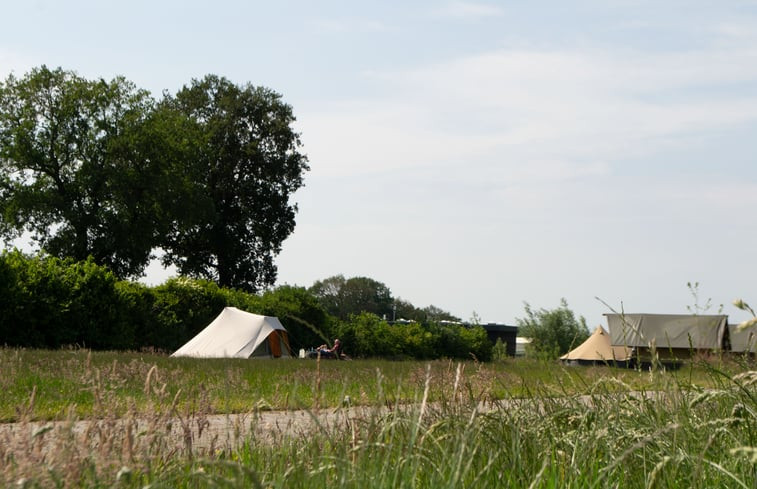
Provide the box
[481,323,518,356]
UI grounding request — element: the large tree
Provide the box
[159,75,309,291]
[0,66,169,277]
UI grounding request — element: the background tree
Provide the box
[309,274,394,320]
[393,297,425,322]
[307,274,346,318]
[392,299,461,323]
[0,66,166,278]
[422,304,461,323]
[516,298,589,358]
[159,75,309,292]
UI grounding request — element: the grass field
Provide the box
[1,348,756,488]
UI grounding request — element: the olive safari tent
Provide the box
[171,307,291,358]
[605,313,728,358]
[729,323,757,353]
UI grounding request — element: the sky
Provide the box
[2,0,756,327]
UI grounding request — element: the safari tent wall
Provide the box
[729,324,757,354]
[171,307,291,359]
[560,326,632,365]
[605,314,727,353]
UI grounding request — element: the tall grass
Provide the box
[1,348,755,487]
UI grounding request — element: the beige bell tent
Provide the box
[605,313,728,357]
[560,326,632,364]
[171,307,291,358]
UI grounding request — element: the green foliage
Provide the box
[0,250,133,349]
[308,274,460,327]
[516,298,589,359]
[309,274,394,320]
[335,313,490,360]
[159,75,309,292]
[391,300,462,323]
[335,312,392,358]
[149,277,229,351]
[422,304,461,322]
[2,350,755,488]
[256,285,333,351]
[492,337,508,362]
[458,324,493,361]
[0,252,482,359]
[392,297,427,322]
[115,280,158,349]
[426,321,492,361]
[1,66,309,291]
[0,66,163,278]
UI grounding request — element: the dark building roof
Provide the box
[480,323,518,333]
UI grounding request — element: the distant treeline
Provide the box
[0,251,492,360]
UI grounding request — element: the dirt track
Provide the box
[0,392,659,459]
[0,403,397,458]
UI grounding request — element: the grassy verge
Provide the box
[1,348,755,487]
[1,348,753,422]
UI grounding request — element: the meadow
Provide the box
[1,348,756,488]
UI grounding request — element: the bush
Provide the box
[516,298,589,359]
[458,324,493,361]
[334,313,492,360]
[0,251,494,360]
[492,338,508,362]
[149,277,228,351]
[0,250,133,349]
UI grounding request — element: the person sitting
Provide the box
[317,338,341,359]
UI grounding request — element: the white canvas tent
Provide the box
[171,307,291,358]
[560,326,632,364]
[729,324,757,353]
[605,313,727,351]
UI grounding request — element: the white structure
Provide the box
[515,337,531,356]
[171,307,291,358]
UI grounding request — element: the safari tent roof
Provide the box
[560,326,632,362]
[729,323,757,353]
[171,307,291,358]
[605,313,727,350]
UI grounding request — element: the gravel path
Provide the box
[0,392,660,460]
[0,403,395,458]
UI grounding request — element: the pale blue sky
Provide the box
[2,1,756,326]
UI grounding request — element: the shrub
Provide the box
[516,298,589,359]
[0,250,133,349]
[150,277,228,351]
[492,337,508,362]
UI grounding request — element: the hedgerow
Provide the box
[0,250,492,359]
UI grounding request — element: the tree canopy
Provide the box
[308,274,460,323]
[0,67,308,289]
[158,75,309,291]
[0,66,164,277]
[308,274,395,321]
